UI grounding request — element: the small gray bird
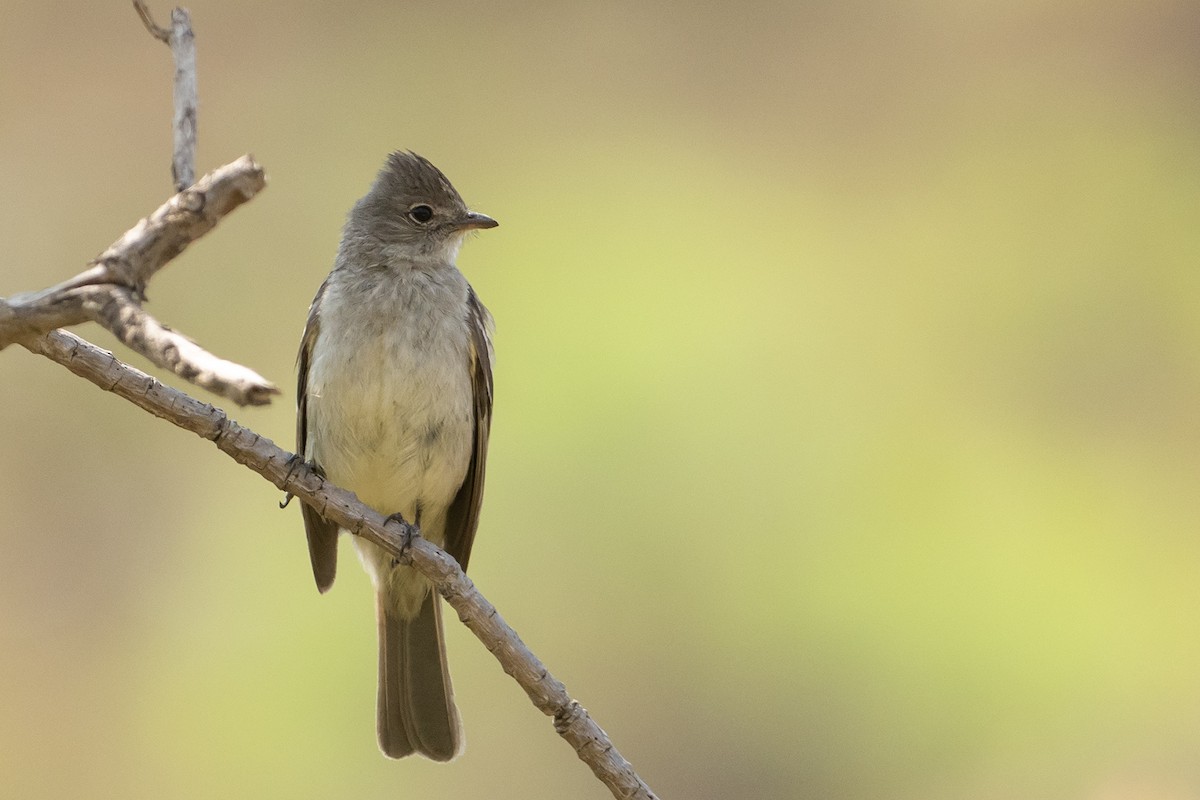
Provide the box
[296,151,496,760]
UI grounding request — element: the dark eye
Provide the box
[408,205,434,224]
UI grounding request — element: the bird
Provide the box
[296,151,496,760]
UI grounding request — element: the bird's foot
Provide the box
[279,459,327,509]
[383,512,417,567]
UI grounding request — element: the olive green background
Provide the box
[3,2,1199,798]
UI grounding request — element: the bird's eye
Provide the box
[407,205,434,224]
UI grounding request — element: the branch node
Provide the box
[553,701,583,734]
[179,189,205,214]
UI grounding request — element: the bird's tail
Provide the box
[375,590,463,761]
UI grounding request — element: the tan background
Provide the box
[3,2,1200,798]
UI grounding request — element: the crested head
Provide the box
[377,151,466,209]
[348,151,497,260]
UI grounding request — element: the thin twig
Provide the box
[133,2,197,189]
[86,288,277,406]
[168,8,197,190]
[104,155,262,286]
[133,0,169,41]
[26,329,661,800]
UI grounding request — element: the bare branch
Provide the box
[24,329,661,800]
[133,2,197,189]
[0,156,275,406]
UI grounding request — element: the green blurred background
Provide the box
[3,1,1200,798]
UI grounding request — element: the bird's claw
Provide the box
[280,460,326,509]
[384,512,417,567]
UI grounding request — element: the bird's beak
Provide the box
[453,211,499,231]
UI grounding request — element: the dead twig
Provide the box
[133,1,197,190]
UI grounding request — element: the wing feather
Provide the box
[443,287,494,572]
[297,277,340,593]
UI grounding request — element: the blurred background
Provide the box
[2,1,1199,798]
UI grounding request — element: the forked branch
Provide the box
[0,156,276,407]
[0,5,661,799]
